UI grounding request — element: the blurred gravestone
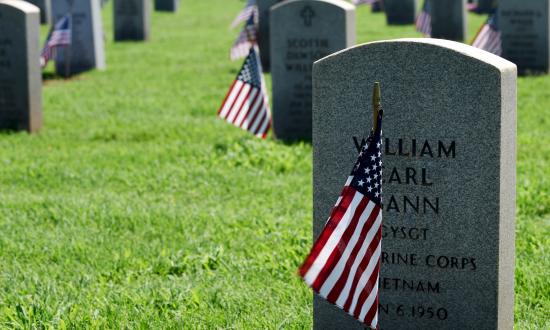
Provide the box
[384,0,417,25]
[155,0,179,12]
[52,0,105,76]
[475,0,497,14]
[312,39,516,329]
[0,0,42,132]
[429,0,467,41]
[25,0,51,24]
[499,0,550,73]
[372,0,383,13]
[258,0,283,72]
[270,0,355,141]
[114,0,150,41]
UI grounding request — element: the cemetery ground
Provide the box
[0,1,548,328]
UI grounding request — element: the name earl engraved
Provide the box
[352,137,456,218]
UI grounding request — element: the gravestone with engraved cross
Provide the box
[114,0,150,41]
[499,0,550,73]
[51,0,105,76]
[312,38,516,329]
[0,0,42,132]
[270,0,355,141]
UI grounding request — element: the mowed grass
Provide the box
[0,1,548,328]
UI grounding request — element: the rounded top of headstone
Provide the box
[0,0,40,13]
[316,38,517,74]
[271,0,355,12]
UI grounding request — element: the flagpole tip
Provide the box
[373,82,381,106]
[372,82,382,130]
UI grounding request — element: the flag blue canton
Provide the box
[244,12,257,40]
[350,116,383,205]
[487,12,499,30]
[238,50,262,88]
[58,16,70,30]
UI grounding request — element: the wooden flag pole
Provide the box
[372,82,381,131]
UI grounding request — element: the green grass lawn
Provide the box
[1,1,548,328]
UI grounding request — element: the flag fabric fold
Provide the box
[40,14,72,69]
[472,12,502,56]
[300,112,384,330]
[230,0,258,29]
[416,0,431,36]
[230,12,258,61]
[218,47,271,138]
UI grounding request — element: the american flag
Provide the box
[231,0,258,29]
[300,112,384,329]
[218,47,271,138]
[230,12,257,61]
[416,0,431,36]
[472,12,502,56]
[40,14,72,68]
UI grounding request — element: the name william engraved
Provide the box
[350,135,473,322]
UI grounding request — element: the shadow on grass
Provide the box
[42,72,66,81]
[42,71,84,83]
[0,128,31,136]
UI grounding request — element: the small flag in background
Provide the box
[230,13,257,61]
[300,111,384,329]
[472,12,502,56]
[416,0,431,36]
[231,0,258,29]
[40,14,72,68]
[218,47,271,138]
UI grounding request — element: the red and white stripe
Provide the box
[40,15,71,68]
[300,176,382,329]
[472,25,502,56]
[230,37,255,61]
[49,30,71,45]
[416,11,431,36]
[230,3,258,29]
[218,81,271,138]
